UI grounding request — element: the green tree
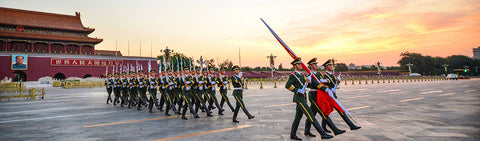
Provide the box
[335,63,348,71]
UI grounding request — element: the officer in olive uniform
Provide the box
[157,71,166,111]
[231,65,254,123]
[113,73,122,106]
[179,67,199,119]
[105,73,113,104]
[147,70,160,113]
[285,58,333,140]
[304,58,345,137]
[322,59,361,131]
[127,71,138,108]
[218,67,234,114]
[192,67,212,117]
[121,72,129,107]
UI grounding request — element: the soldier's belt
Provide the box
[233,88,242,90]
[307,88,317,92]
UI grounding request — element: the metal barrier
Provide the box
[61,81,104,89]
[0,86,45,101]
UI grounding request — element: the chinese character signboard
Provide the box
[51,58,123,67]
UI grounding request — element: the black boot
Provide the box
[325,116,345,135]
[304,120,316,137]
[312,120,333,139]
[340,113,361,130]
[290,125,302,140]
[322,119,331,133]
[232,106,240,123]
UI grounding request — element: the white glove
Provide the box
[199,86,203,90]
[337,76,342,81]
[168,87,172,90]
[174,85,177,88]
[186,81,191,85]
[204,86,208,89]
[307,76,312,83]
[238,72,242,77]
[331,88,336,94]
[211,87,215,91]
[199,81,204,84]
[222,86,226,89]
[223,81,229,84]
[186,87,190,91]
[160,80,164,83]
[162,86,165,89]
[297,89,305,94]
[320,79,328,83]
[210,81,216,85]
[169,82,174,85]
[149,86,154,89]
[326,89,335,98]
[242,88,245,92]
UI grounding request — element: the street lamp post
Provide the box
[266,53,277,80]
[376,61,382,75]
[442,63,449,75]
[160,46,174,67]
[406,63,413,74]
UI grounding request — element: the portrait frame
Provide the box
[11,54,28,70]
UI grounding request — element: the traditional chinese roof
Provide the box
[95,50,123,56]
[0,30,103,43]
[0,7,94,32]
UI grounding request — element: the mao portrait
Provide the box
[12,54,28,70]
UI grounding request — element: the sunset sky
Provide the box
[2,0,479,67]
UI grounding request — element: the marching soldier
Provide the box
[127,71,138,109]
[147,70,160,113]
[174,71,183,112]
[179,67,199,119]
[207,67,224,115]
[113,73,122,106]
[121,72,129,107]
[105,73,113,104]
[165,69,180,116]
[218,67,234,114]
[304,58,345,137]
[322,59,361,131]
[157,71,166,111]
[231,65,254,123]
[192,67,212,117]
[285,58,333,140]
[137,70,149,111]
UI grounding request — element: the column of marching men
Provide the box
[104,65,255,122]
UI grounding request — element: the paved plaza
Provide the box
[1,79,479,141]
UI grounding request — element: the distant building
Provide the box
[348,63,356,70]
[474,46,480,60]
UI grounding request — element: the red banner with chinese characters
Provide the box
[51,58,123,67]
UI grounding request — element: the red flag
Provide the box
[316,90,334,116]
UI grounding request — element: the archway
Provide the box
[83,74,92,78]
[53,73,66,80]
[13,70,27,82]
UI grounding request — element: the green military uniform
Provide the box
[164,72,179,116]
[322,59,361,130]
[121,72,129,107]
[192,70,212,117]
[285,58,332,140]
[127,72,138,109]
[105,74,113,104]
[147,70,160,113]
[231,65,254,123]
[304,58,345,136]
[218,69,234,113]
[157,73,166,111]
[179,68,199,119]
[206,69,223,114]
[113,74,122,106]
[137,71,149,111]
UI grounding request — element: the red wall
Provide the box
[0,55,158,81]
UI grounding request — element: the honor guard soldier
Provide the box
[174,71,183,112]
[192,67,212,117]
[113,73,122,106]
[179,67,199,119]
[322,59,361,131]
[147,70,160,113]
[105,73,113,104]
[127,71,138,109]
[207,67,224,115]
[121,72,129,107]
[285,58,333,140]
[218,67,234,114]
[165,69,180,116]
[304,58,345,137]
[157,71,166,111]
[137,70,149,111]
[231,65,254,123]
